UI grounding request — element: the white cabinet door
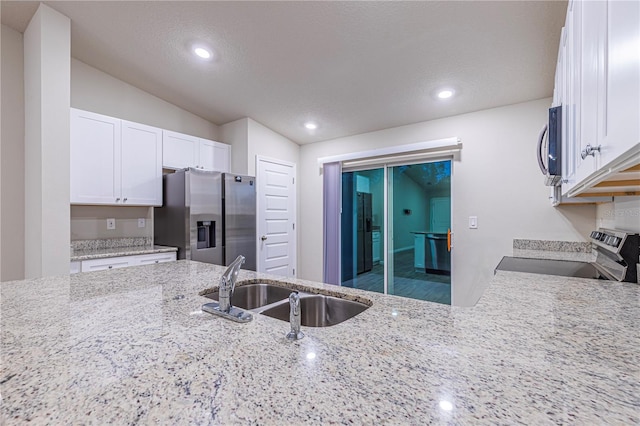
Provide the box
[198,139,216,171]
[212,141,231,173]
[372,231,381,263]
[70,108,121,204]
[572,0,599,186]
[133,252,177,265]
[597,0,640,169]
[121,121,163,206]
[162,130,199,170]
[81,256,133,272]
[199,139,231,172]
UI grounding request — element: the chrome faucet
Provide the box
[286,291,304,340]
[218,254,245,313]
[201,254,252,323]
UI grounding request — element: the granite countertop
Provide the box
[70,245,178,261]
[512,248,596,263]
[1,261,638,424]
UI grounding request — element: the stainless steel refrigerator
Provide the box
[154,168,256,270]
[356,191,373,274]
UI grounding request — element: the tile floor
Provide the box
[342,249,451,305]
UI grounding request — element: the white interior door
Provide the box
[430,197,451,233]
[257,157,296,277]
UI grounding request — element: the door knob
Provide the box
[261,235,267,241]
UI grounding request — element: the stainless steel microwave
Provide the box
[537,106,562,186]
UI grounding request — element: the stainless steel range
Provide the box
[496,228,640,283]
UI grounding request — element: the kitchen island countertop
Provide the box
[1,260,638,424]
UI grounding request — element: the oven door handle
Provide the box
[537,123,548,175]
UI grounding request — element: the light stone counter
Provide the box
[1,260,638,424]
[512,248,596,263]
[70,244,178,261]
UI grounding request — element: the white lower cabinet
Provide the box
[81,256,133,273]
[134,252,177,265]
[72,252,177,274]
[372,231,381,263]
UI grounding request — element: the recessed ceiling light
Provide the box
[193,46,212,60]
[437,89,454,99]
[304,122,318,130]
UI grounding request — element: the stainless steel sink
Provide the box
[203,282,370,327]
[260,294,369,327]
[203,283,293,310]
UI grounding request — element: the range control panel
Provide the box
[589,228,640,283]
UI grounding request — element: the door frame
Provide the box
[255,155,297,276]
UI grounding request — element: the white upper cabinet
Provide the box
[596,0,640,169]
[70,108,162,206]
[71,109,121,204]
[210,140,231,173]
[162,130,200,169]
[121,121,163,205]
[559,0,640,197]
[162,130,231,172]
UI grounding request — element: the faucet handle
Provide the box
[286,291,304,341]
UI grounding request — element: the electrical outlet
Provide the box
[107,218,116,230]
[138,218,146,228]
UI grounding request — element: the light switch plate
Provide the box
[107,218,116,230]
[469,216,478,229]
[138,218,146,228]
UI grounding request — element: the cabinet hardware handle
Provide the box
[123,198,128,202]
[581,144,601,159]
[108,265,113,269]
[261,235,268,241]
[115,198,120,202]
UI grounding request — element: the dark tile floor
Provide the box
[342,249,451,304]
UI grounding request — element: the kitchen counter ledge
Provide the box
[1,260,638,424]
[70,244,178,261]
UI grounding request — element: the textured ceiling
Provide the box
[1,1,567,145]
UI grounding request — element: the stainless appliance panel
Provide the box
[187,170,223,265]
[154,171,188,259]
[223,174,256,271]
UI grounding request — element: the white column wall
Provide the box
[1,25,26,281]
[24,4,71,278]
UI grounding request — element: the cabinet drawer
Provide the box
[134,252,177,265]
[81,256,133,272]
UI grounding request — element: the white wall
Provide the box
[71,59,219,140]
[247,118,300,177]
[299,98,596,307]
[1,25,25,281]
[596,198,640,232]
[391,170,428,251]
[71,205,153,240]
[24,5,71,278]
[220,118,249,174]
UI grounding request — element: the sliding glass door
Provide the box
[388,161,451,304]
[341,160,451,305]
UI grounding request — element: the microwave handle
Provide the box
[537,123,548,175]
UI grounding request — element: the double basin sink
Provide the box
[203,283,370,327]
